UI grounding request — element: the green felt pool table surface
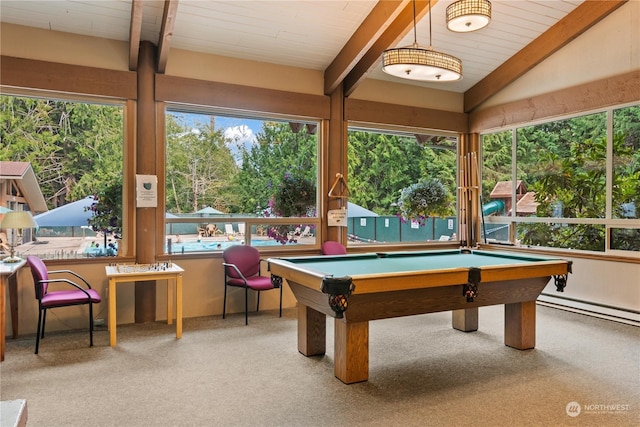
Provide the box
[272,249,561,277]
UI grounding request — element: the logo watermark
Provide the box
[566,401,630,417]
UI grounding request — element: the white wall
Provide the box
[481,1,640,108]
[0,23,129,71]
[540,257,640,324]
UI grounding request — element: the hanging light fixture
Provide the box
[382,0,462,82]
[446,0,492,33]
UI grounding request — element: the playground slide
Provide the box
[482,200,505,216]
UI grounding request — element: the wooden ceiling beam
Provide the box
[343,0,434,97]
[324,0,407,95]
[128,0,144,71]
[157,0,179,74]
[464,0,628,113]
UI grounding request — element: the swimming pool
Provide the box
[166,238,288,254]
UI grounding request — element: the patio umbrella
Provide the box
[195,206,224,214]
[347,202,378,217]
[33,196,96,227]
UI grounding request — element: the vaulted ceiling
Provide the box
[0,0,627,112]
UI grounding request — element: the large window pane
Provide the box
[610,228,640,251]
[612,106,640,219]
[482,106,639,254]
[0,95,123,259]
[517,113,607,219]
[481,130,512,242]
[165,111,318,253]
[347,128,458,245]
[516,113,607,250]
[517,223,606,252]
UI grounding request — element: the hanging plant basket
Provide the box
[264,173,316,244]
[397,178,450,226]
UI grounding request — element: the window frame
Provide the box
[162,104,322,255]
[480,102,640,257]
[0,89,130,261]
[345,121,461,249]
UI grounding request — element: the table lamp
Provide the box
[1,211,37,263]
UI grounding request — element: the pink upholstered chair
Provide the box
[321,240,347,255]
[27,255,101,354]
[222,245,282,325]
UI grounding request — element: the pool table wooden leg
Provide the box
[504,300,536,350]
[334,320,369,384]
[452,308,478,332]
[298,304,326,356]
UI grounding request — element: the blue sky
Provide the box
[170,112,264,161]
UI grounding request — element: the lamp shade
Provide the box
[446,0,491,33]
[382,46,462,81]
[0,211,38,229]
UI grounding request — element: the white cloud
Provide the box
[224,125,256,146]
[174,128,200,138]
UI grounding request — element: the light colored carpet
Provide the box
[1,305,638,427]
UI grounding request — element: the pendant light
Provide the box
[446,0,492,33]
[382,0,462,82]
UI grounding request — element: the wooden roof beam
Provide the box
[464,0,628,113]
[343,0,434,97]
[340,0,434,97]
[128,0,144,71]
[324,0,407,95]
[157,0,179,73]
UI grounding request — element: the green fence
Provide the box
[348,216,457,243]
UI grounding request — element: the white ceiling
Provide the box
[0,0,585,93]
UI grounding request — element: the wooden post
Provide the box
[324,84,347,244]
[135,40,157,323]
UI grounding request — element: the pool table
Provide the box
[268,249,571,384]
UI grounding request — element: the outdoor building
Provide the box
[488,181,527,215]
[0,161,47,214]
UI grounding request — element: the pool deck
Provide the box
[7,233,317,260]
[10,237,92,259]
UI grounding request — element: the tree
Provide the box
[235,122,317,214]
[87,175,123,255]
[165,113,238,213]
[516,110,640,251]
[0,96,123,208]
[347,131,456,216]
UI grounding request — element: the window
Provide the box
[481,105,640,253]
[164,109,319,254]
[346,126,458,245]
[0,94,124,259]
